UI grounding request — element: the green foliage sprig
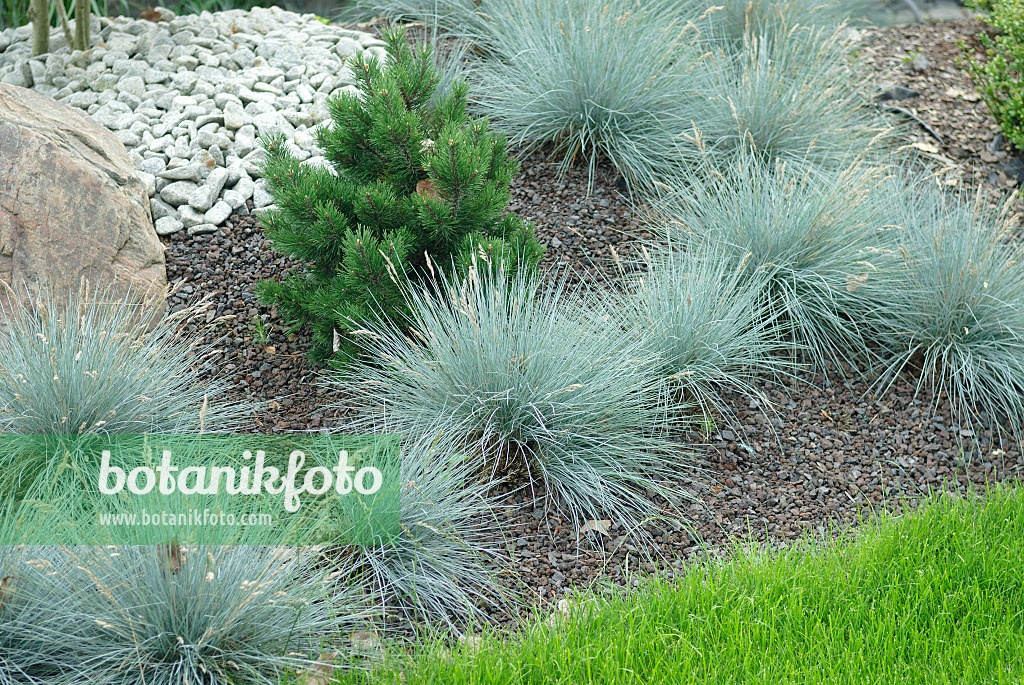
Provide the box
[258,27,542,367]
[964,0,1024,149]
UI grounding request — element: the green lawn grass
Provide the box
[344,486,1024,684]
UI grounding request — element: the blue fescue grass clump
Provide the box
[362,0,712,194]
[459,0,707,194]
[687,0,881,51]
[336,486,1024,684]
[867,181,1024,441]
[334,437,514,632]
[363,1,894,190]
[43,545,369,685]
[0,546,80,685]
[656,158,898,372]
[0,287,249,436]
[613,245,791,422]
[332,262,689,546]
[682,25,893,172]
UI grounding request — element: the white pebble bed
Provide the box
[0,6,383,236]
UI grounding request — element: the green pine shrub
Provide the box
[257,27,543,367]
[964,0,1024,149]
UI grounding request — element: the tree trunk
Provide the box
[55,1,75,48]
[27,0,49,57]
[73,0,90,51]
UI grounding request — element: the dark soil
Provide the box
[161,16,1024,625]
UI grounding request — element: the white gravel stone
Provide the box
[0,6,381,225]
[154,216,184,235]
[204,200,233,225]
[252,180,274,209]
[159,164,205,182]
[179,205,207,228]
[223,188,247,210]
[233,177,255,201]
[187,223,217,236]
[150,196,177,220]
[160,180,199,206]
[137,171,156,197]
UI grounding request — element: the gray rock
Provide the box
[223,101,252,130]
[159,164,205,182]
[252,179,274,208]
[137,170,156,197]
[138,157,167,176]
[1,65,29,88]
[234,124,257,157]
[179,205,207,228]
[154,216,184,235]
[233,176,255,201]
[188,166,228,211]
[118,75,147,100]
[253,110,293,138]
[187,223,217,235]
[335,37,362,59]
[223,188,247,209]
[149,196,177,220]
[204,200,233,225]
[64,91,99,109]
[160,180,200,206]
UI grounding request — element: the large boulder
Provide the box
[0,83,166,320]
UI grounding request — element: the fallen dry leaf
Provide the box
[0,575,13,610]
[350,630,381,651]
[295,652,337,685]
[581,519,611,536]
[139,5,164,22]
[910,141,941,155]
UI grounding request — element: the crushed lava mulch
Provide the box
[860,18,1024,216]
[160,18,1024,624]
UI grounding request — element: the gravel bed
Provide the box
[5,5,1024,625]
[859,18,1024,220]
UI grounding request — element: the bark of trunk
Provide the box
[73,0,90,51]
[28,0,49,57]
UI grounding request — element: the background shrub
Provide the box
[258,27,542,366]
[655,157,899,372]
[867,181,1024,440]
[333,262,689,546]
[964,0,1024,149]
